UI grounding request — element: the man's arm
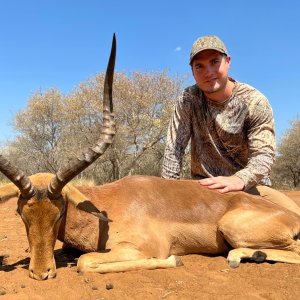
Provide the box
[161,89,193,179]
[234,96,275,190]
[200,96,275,192]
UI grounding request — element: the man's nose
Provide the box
[203,65,214,77]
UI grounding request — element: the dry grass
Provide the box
[71,177,97,186]
[0,179,10,188]
[0,178,97,188]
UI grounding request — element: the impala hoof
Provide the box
[228,259,240,268]
[174,256,184,267]
[251,251,267,263]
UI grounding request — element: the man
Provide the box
[162,35,300,215]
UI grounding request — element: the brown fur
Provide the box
[1,173,300,280]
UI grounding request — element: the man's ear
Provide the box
[226,55,231,65]
[0,183,20,202]
[63,184,112,222]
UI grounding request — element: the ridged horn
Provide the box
[0,155,35,198]
[48,34,116,199]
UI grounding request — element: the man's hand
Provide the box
[199,176,245,193]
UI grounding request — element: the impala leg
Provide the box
[227,247,300,268]
[77,248,183,273]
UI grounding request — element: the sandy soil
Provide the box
[1,191,300,300]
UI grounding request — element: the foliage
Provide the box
[3,71,184,183]
[271,117,300,189]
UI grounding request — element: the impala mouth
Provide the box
[28,253,57,280]
[29,269,56,280]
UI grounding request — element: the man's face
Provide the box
[191,50,231,95]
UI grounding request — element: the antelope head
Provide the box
[0,34,116,280]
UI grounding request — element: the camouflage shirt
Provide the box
[161,79,276,191]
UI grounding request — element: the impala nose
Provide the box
[29,264,57,280]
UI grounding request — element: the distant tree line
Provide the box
[271,117,300,189]
[0,71,190,184]
[0,70,299,189]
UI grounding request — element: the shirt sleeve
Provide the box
[234,96,276,190]
[161,89,193,179]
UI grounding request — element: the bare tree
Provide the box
[271,117,300,189]
[112,71,183,177]
[3,71,185,184]
[8,88,65,174]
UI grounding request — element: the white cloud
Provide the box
[174,46,182,52]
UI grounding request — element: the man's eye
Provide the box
[212,59,220,65]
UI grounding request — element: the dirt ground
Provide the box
[1,191,300,300]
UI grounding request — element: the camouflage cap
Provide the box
[190,35,228,65]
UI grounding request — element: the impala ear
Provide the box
[63,184,112,222]
[0,183,20,202]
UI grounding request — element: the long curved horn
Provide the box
[48,34,116,199]
[0,155,35,198]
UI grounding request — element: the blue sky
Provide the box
[0,0,299,143]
